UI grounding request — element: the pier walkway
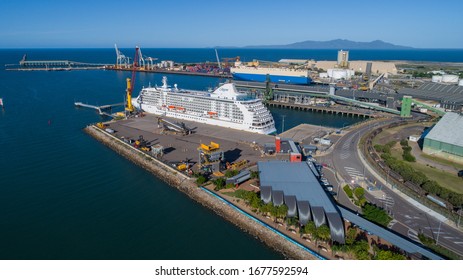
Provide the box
[74,102,123,117]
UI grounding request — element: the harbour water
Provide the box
[0,48,459,259]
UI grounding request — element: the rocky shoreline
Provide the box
[84,125,320,260]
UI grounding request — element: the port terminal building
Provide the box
[423,112,463,164]
[257,161,345,244]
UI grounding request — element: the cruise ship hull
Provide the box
[131,78,276,135]
[232,73,312,85]
[135,103,276,135]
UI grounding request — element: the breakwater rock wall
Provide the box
[85,125,320,260]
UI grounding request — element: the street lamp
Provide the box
[281,115,286,133]
[457,208,462,228]
[436,220,442,245]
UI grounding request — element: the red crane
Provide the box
[125,46,139,113]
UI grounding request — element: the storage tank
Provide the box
[432,75,443,83]
[442,74,459,84]
[328,69,354,80]
[459,79,463,86]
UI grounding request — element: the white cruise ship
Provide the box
[132,77,276,134]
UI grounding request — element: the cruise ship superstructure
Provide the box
[231,61,312,85]
[132,77,276,134]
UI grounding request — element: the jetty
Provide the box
[84,124,321,260]
[74,102,123,117]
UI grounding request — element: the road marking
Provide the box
[443,236,456,240]
[344,166,364,180]
[407,229,421,244]
[340,152,350,159]
[454,241,463,245]
[388,219,397,229]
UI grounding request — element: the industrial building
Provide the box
[337,50,349,68]
[399,82,463,111]
[264,137,302,162]
[423,112,463,163]
[257,161,345,244]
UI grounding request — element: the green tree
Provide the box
[362,203,392,226]
[213,177,226,191]
[400,139,409,147]
[250,170,260,179]
[302,221,317,237]
[225,169,239,178]
[260,202,274,215]
[375,249,407,260]
[345,228,358,245]
[353,240,370,260]
[196,175,206,186]
[343,185,354,199]
[316,224,331,242]
[354,187,365,200]
[403,152,416,162]
[276,204,288,219]
[249,194,262,209]
[374,144,384,153]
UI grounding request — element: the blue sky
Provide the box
[1,0,462,48]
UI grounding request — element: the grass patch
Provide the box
[408,162,463,194]
[421,153,463,171]
[223,189,251,198]
[418,233,462,260]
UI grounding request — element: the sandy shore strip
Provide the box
[84,125,322,260]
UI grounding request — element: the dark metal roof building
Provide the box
[399,83,463,110]
[258,161,345,243]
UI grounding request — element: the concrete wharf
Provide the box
[234,81,401,115]
[105,65,232,79]
[267,101,373,118]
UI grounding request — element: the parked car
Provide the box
[458,170,463,178]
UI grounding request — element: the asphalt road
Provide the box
[318,119,463,258]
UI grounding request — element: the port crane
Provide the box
[222,56,240,68]
[137,47,145,69]
[125,46,139,113]
[145,56,158,69]
[114,44,129,68]
[215,49,222,70]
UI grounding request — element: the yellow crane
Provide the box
[125,78,134,112]
[125,46,140,114]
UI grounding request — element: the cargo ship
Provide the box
[231,61,312,85]
[132,77,276,134]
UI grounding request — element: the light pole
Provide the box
[436,220,442,245]
[458,208,462,228]
[281,115,286,133]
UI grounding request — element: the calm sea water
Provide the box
[0,48,459,260]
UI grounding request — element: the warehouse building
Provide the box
[257,161,345,243]
[423,112,463,163]
[399,83,463,111]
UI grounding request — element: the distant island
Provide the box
[217,39,413,50]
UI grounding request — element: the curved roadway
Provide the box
[318,118,463,258]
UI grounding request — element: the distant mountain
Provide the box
[239,39,413,50]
